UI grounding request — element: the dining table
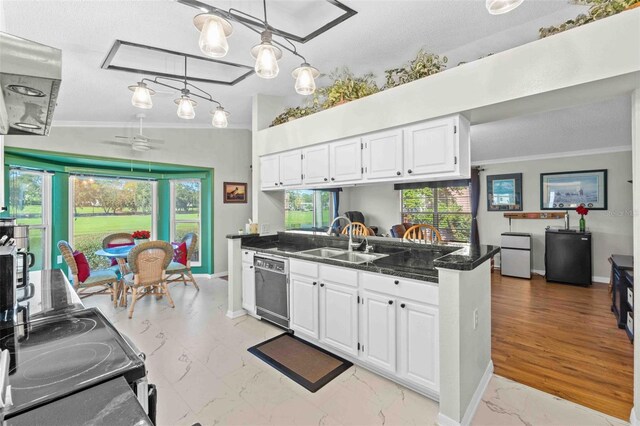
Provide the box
[95,244,135,307]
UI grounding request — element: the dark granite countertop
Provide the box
[240,233,500,283]
[226,233,260,239]
[6,376,152,426]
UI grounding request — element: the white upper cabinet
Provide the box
[404,117,456,176]
[279,149,303,187]
[303,144,330,185]
[363,129,403,180]
[260,155,280,189]
[329,138,362,183]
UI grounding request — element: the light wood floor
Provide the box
[492,272,633,420]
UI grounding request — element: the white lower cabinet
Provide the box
[361,291,396,373]
[290,273,319,339]
[320,281,359,357]
[241,251,256,314]
[397,300,439,390]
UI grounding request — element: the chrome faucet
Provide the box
[326,215,358,251]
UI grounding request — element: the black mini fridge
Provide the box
[545,229,592,286]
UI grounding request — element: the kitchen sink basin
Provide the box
[298,247,347,258]
[329,252,388,264]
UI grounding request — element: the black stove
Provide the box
[0,307,145,418]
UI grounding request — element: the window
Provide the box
[170,179,201,265]
[401,185,471,242]
[285,190,333,231]
[9,168,51,270]
[70,176,156,269]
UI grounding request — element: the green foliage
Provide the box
[384,49,448,89]
[270,106,319,127]
[313,67,379,110]
[175,180,200,213]
[539,0,639,38]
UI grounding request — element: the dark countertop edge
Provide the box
[433,245,501,271]
[226,233,260,239]
[244,245,439,284]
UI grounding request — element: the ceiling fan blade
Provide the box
[102,141,132,147]
[114,135,130,139]
[145,139,165,144]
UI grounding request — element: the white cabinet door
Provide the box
[303,145,330,185]
[241,263,256,314]
[319,281,359,356]
[279,149,303,187]
[398,301,439,391]
[290,274,319,339]
[363,130,403,180]
[403,118,456,176]
[329,138,362,183]
[361,291,397,373]
[260,155,281,189]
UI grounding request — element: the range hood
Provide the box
[0,32,61,136]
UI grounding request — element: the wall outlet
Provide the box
[57,255,62,264]
[473,308,479,330]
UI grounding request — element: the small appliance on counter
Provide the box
[0,246,18,325]
[545,228,592,286]
[0,219,35,289]
[500,232,532,279]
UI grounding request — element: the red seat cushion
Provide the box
[172,242,188,265]
[107,242,132,266]
[73,251,91,283]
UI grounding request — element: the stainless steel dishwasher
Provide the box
[254,254,289,329]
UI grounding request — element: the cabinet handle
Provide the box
[331,177,335,181]
[396,171,401,176]
[280,182,283,185]
[244,251,248,254]
[313,281,317,286]
[274,182,279,186]
[407,169,413,174]
[388,300,393,305]
[400,303,406,309]
[324,178,328,182]
[320,283,325,287]
[394,280,399,285]
[250,266,253,269]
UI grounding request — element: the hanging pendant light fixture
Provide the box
[175,95,197,120]
[193,13,233,58]
[211,106,229,128]
[292,63,319,95]
[128,82,155,109]
[251,30,282,79]
[486,0,524,15]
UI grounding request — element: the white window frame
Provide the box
[170,179,202,267]
[285,189,335,231]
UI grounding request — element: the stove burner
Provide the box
[12,342,113,390]
[0,318,97,353]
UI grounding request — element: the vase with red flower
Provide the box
[575,205,589,232]
[132,230,151,245]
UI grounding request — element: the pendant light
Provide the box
[486,0,524,15]
[193,13,233,58]
[128,82,155,109]
[292,63,319,95]
[211,106,229,128]
[251,30,282,79]
[175,95,196,119]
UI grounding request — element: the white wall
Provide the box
[478,150,633,280]
[340,184,400,235]
[4,126,252,274]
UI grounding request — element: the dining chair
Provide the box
[166,233,200,290]
[341,222,371,237]
[57,240,119,305]
[403,224,442,244]
[122,241,175,319]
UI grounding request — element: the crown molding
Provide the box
[51,120,251,130]
[471,145,631,166]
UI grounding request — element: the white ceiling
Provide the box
[2,0,591,129]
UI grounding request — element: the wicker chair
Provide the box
[122,241,175,319]
[166,233,199,291]
[102,233,135,275]
[57,240,119,305]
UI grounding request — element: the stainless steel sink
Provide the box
[329,252,388,264]
[298,247,347,258]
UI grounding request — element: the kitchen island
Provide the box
[227,232,499,426]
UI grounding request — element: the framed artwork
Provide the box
[487,173,522,211]
[540,169,607,210]
[223,182,247,204]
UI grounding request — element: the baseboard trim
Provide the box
[193,273,212,279]
[438,361,494,426]
[631,407,639,426]
[226,309,247,319]
[530,269,608,284]
[211,271,228,278]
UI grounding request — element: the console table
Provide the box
[609,254,633,343]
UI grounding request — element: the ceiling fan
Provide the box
[104,113,164,152]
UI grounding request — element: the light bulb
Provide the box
[250,31,282,79]
[195,14,232,58]
[292,63,319,95]
[211,106,229,128]
[128,82,154,109]
[175,96,196,119]
[485,0,524,15]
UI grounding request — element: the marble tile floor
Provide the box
[84,277,629,426]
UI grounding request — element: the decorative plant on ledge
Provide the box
[270,105,319,127]
[539,0,640,38]
[384,49,448,89]
[313,67,379,110]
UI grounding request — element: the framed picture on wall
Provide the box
[223,182,247,204]
[487,173,522,211]
[540,169,607,210]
